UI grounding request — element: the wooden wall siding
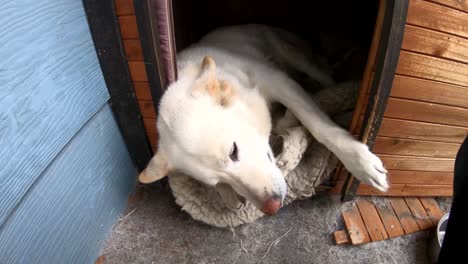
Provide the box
[352,0,468,195]
[0,0,110,227]
[116,0,158,151]
[0,105,136,264]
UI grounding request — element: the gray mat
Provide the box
[100,184,443,264]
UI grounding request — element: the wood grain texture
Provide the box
[143,117,157,150]
[138,100,156,118]
[0,105,136,263]
[356,199,389,241]
[427,0,468,13]
[0,0,109,227]
[123,39,144,60]
[388,170,453,185]
[357,183,453,196]
[374,199,405,238]
[389,197,420,234]
[333,230,350,245]
[374,137,460,158]
[342,203,371,245]
[128,61,148,82]
[377,118,468,143]
[404,197,434,230]
[118,15,139,39]
[402,24,468,64]
[391,75,468,109]
[380,154,455,172]
[397,51,468,87]
[407,0,468,38]
[134,82,152,100]
[115,0,134,15]
[385,97,468,127]
[419,197,445,224]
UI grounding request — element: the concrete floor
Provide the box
[99,183,444,264]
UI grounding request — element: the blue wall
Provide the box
[0,0,137,263]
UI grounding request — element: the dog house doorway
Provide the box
[133,0,408,201]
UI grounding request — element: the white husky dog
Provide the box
[139,25,388,215]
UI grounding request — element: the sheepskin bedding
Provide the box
[168,81,359,227]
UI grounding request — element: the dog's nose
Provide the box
[261,196,282,215]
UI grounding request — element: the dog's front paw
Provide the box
[341,143,389,192]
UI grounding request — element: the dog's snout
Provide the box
[261,196,282,216]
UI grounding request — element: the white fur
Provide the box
[143,25,388,212]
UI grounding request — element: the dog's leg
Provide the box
[260,72,388,192]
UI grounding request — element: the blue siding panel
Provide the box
[0,0,109,226]
[0,105,136,264]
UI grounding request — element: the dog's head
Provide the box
[139,56,287,215]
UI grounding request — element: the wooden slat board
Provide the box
[391,75,468,109]
[407,0,468,39]
[380,155,454,172]
[397,51,468,87]
[356,183,453,196]
[115,0,135,15]
[335,197,447,245]
[428,0,468,13]
[387,170,453,185]
[374,199,405,238]
[377,118,468,143]
[134,82,153,101]
[402,24,468,64]
[389,197,420,234]
[385,97,468,127]
[123,39,144,61]
[143,118,157,150]
[404,197,433,229]
[118,15,140,39]
[356,199,389,241]
[373,137,460,158]
[138,101,156,119]
[342,203,371,245]
[128,61,149,82]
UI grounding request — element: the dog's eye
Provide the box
[229,142,239,162]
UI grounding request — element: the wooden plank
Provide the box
[128,61,148,82]
[402,24,468,64]
[115,0,134,16]
[391,75,468,109]
[333,230,350,245]
[134,82,153,101]
[356,199,389,241]
[385,97,468,128]
[389,197,420,234]
[0,105,136,264]
[377,118,468,143]
[138,100,156,118]
[380,155,455,172]
[123,39,144,60]
[118,15,139,39]
[357,183,453,196]
[404,197,434,230]
[342,203,371,245]
[408,0,468,39]
[84,0,153,170]
[143,117,157,150]
[373,198,405,238]
[373,137,460,158]
[427,0,468,13]
[397,51,468,87]
[419,197,446,224]
[387,170,453,185]
[0,0,110,227]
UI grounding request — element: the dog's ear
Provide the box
[193,56,236,106]
[138,150,173,183]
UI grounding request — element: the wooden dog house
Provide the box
[87,0,467,200]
